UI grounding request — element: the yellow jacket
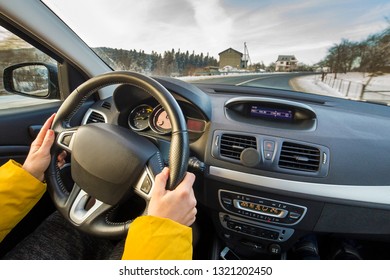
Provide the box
[0,160,46,242]
[121,216,192,260]
[0,160,192,259]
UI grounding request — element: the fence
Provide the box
[316,74,390,102]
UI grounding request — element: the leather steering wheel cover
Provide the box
[46,71,189,237]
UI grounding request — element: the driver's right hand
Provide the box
[148,167,197,227]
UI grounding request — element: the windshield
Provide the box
[43,0,390,103]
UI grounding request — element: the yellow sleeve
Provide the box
[121,216,192,260]
[0,160,46,242]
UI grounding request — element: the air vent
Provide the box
[278,142,320,172]
[220,134,257,160]
[101,102,111,110]
[86,111,106,124]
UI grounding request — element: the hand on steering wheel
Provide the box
[148,167,196,227]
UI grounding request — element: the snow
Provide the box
[290,75,344,98]
[292,73,390,103]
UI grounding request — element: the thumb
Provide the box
[152,167,169,197]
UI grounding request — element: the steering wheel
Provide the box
[45,71,189,238]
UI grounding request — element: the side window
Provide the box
[0,25,60,110]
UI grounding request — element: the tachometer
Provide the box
[149,104,172,134]
[128,104,153,131]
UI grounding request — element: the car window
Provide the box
[0,25,59,110]
[43,0,390,105]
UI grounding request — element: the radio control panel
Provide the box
[219,212,294,242]
[219,190,307,226]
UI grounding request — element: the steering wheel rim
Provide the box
[45,71,189,238]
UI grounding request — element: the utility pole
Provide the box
[243,42,252,69]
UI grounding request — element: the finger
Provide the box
[34,114,56,146]
[151,167,169,197]
[57,150,67,168]
[190,187,197,207]
[174,172,195,192]
[57,150,67,161]
[39,129,55,155]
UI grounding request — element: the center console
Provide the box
[213,189,311,257]
[219,190,307,226]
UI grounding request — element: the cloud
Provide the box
[188,0,233,52]
[43,0,390,65]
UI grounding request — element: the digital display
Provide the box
[187,118,206,132]
[250,105,293,121]
[239,201,282,216]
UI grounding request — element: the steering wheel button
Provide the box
[62,134,72,147]
[140,176,152,194]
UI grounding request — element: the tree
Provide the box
[92,47,219,76]
[322,21,390,74]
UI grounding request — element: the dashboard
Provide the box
[81,76,390,258]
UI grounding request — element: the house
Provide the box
[275,55,298,72]
[219,48,243,69]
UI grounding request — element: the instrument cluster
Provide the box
[128,103,206,135]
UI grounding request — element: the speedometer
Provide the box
[149,105,172,134]
[128,104,153,131]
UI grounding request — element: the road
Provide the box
[189,72,314,91]
[0,94,57,110]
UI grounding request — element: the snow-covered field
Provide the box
[292,73,390,102]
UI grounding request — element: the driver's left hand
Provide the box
[22,114,67,181]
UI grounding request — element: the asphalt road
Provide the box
[190,72,314,91]
[0,94,57,109]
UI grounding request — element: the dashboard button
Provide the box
[269,244,281,254]
[264,151,273,160]
[289,212,301,219]
[222,197,232,205]
[264,140,275,151]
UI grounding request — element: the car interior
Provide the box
[1,0,390,260]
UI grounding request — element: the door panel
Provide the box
[0,102,61,165]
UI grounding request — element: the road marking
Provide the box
[235,76,271,86]
[235,74,291,86]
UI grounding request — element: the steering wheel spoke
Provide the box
[68,184,111,225]
[57,128,79,153]
[133,167,155,201]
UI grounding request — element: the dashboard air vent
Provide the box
[220,134,257,160]
[86,111,106,124]
[278,142,320,172]
[101,102,111,110]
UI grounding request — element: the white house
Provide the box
[275,55,298,72]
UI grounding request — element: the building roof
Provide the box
[219,48,243,56]
[276,55,297,61]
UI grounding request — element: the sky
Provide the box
[43,0,390,66]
